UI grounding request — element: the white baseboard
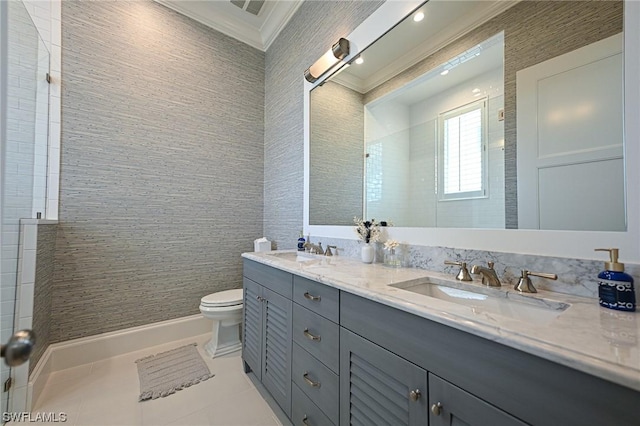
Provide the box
[28,314,210,409]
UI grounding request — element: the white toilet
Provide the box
[199,288,244,358]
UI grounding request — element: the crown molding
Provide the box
[261,1,303,50]
[155,0,302,51]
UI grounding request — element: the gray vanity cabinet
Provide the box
[428,374,526,426]
[291,275,341,425]
[242,277,262,376]
[339,318,526,426]
[340,327,428,426]
[244,260,640,426]
[242,260,293,417]
[341,291,640,426]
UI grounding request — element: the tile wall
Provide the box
[2,0,60,413]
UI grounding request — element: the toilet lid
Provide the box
[201,289,243,307]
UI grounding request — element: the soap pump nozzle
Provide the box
[595,248,625,272]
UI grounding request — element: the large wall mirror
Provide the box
[309,0,624,232]
[301,0,640,263]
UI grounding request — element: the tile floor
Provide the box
[32,334,282,426]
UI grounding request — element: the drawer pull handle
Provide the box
[303,328,321,342]
[431,402,443,416]
[304,292,321,302]
[303,372,321,388]
[302,415,310,425]
[409,389,422,402]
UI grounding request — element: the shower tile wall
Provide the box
[5,220,57,412]
[263,0,384,248]
[51,1,264,342]
[1,0,58,407]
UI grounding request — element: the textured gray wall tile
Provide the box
[52,0,264,342]
[309,81,363,226]
[30,224,57,373]
[263,0,383,249]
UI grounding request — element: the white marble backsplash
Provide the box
[304,236,640,299]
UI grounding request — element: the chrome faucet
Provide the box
[470,262,502,287]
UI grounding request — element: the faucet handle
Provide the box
[444,261,472,281]
[515,270,557,293]
[324,245,337,256]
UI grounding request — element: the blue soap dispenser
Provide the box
[297,231,306,252]
[595,248,636,312]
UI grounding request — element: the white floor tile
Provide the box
[32,337,280,426]
[206,389,279,426]
[166,408,211,426]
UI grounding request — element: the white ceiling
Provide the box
[155,0,303,51]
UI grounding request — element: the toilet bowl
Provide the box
[199,288,243,358]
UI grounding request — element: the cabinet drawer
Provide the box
[292,343,339,424]
[292,383,335,426]
[243,259,293,298]
[293,304,339,373]
[293,276,339,323]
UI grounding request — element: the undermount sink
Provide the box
[390,277,570,325]
[266,251,319,263]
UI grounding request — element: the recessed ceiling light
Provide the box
[472,88,480,93]
[355,57,364,65]
[440,69,449,76]
[414,11,424,22]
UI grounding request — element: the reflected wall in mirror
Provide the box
[308,0,624,231]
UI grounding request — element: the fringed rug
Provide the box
[135,343,214,401]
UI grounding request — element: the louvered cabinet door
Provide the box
[242,277,263,376]
[340,328,428,426]
[262,287,293,417]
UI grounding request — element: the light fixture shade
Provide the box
[304,38,350,83]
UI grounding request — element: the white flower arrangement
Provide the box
[353,217,381,243]
[384,239,400,251]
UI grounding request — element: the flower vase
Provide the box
[361,243,374,264]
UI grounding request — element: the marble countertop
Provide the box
[242,250,640,392]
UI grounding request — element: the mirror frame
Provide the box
[304,0,640,262]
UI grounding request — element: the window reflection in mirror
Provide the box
[308,0,624,231]
[365,33,503,228]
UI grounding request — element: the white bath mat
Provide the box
[135,343,214,401]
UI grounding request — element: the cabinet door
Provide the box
[242,277,262,376]
[340,328,427,426]
[262,287,293,417]
[429,374,527,426]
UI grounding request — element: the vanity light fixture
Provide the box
[413,11,425,22]
[304,38,350,83]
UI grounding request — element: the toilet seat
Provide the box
[200,288,243,308]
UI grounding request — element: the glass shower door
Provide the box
[1,0,50,417]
